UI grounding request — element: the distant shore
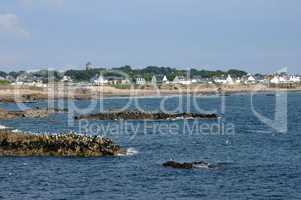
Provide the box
[0,84,300,102]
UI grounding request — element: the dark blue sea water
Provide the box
[0,92,301,199]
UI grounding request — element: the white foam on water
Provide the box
[117,147,139,156]
[11,129,21,133]
[126,147,139,156]
[0,125,9,130]
[193,164,210,169]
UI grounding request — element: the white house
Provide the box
[235,77,241,84]
[289,75,301,83]
[191,79,198,84]
[279,76,288,83]
[162,75,169,84]
[270,75,300,84]
[31,80,47,88]
[106,76,130,85]
[91,75,108,85]
[136,77,146,85]
[151,75,157,85]
[225,75,234,85]
[270,76,280,84]
[214,77,227,84]
[61,75,72,83]
[245,74,256,84]
[173,76,191,85]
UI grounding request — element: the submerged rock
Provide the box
[162,161,222,170]
[0,94,48,103]
[163,161,194,169]
[75,111,218,121]
[0,130,124,157]
[0,108,67,120]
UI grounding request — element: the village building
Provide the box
[135,77,146,85]
[86,62,93,71]
[11,73,47,87]
[191,78,198,84]
[269,75,288,84]
[192,77,213,84]
[32,80,47,88]
[279,76,288,83]
[225,74,234,85]
[270,76,280,84]
[106,76,130,85]
[235,77,241,84]
[151,75,157,85]
[254,74,266,84]
[289,75,301,83]
[13,73,35,85]
[173,76,191,85]
[244,74,257,84]
[6,75,15,82]
[61,75,73,83]
[214,77,227,84]
[269,74,301,85]
[162,75,169,84]
[91,75,108,85]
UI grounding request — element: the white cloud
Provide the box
[0,13,29,37]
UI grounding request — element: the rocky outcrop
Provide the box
[0,94,47,103]
[162,161,222,169]
[75,111,218,121]
[0,108,67,120]
[0,130,125,157]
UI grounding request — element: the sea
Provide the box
[0,92,300,199]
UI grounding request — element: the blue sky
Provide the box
[0,0,300,73]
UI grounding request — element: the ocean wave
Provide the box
[193,163,210,169]
[126,147,139,156]
[11,129,22,133]
[118,147,139,156]
[0,125,9,130]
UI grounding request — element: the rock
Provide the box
[0,94,47,103]
[0,108,67,120]
[0,130,124,157]
[162,160,222,170]
[76,111,218,121]
[0,109,16,120]
[163,161,194,169]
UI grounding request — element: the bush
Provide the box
[0,80,10,85]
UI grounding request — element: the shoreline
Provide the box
[0,85,300,102]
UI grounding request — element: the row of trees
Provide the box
[0,66,248,82]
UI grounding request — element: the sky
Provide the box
[0,0,300,73]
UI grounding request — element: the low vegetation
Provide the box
[0,80,10,85]
[0,66,248,83]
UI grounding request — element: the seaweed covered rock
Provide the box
[0,131,124,157]
[162,161,222,170]
[163,161,194,169]
[75,111,218,121]
[0,108,67,120]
